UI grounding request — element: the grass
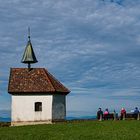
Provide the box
[0,120,140,140]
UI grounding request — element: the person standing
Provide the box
[120,108,126,120]
[97,108,103,121]
[134,107,139,120]
[113,110,117,120]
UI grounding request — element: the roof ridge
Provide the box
[44,69,70,93]
[42,68,56,92]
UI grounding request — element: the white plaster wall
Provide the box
[52,95,66,120]
[12,95,53,122]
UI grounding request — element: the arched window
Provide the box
[35,102,42,112]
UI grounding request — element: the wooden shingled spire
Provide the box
[21,28,38,68]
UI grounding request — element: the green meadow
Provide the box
[0,120,140,140]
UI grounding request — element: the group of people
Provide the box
[97,107,140,121]
[97,108,110,120]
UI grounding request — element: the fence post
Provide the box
[114,112,116,121]
[137,113,140,120]
[99,114,102,121]
[123,114,125,120]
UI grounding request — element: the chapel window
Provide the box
[35,102,42,111]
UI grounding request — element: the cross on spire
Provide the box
[28,27,31,41]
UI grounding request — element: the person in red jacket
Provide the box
[104,108,109,120]
[120,108,126,120]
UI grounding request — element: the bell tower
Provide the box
[21,28,38,69]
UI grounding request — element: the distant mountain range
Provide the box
[0,117,11,122]
[0,110,11,122]
[0,110,97,122]
[66,116,96,120]
[0,116,96,122]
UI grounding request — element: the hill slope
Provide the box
[0,120,140,140]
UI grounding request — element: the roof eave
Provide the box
[8,91,70,95]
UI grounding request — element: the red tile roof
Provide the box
[8,68,70,94]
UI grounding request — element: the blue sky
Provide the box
[1,0,140,117]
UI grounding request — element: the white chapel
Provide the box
[8,30,70,126]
